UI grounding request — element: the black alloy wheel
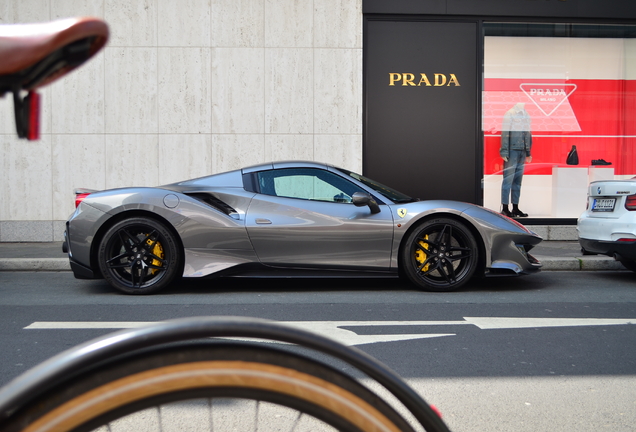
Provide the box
[401,218,478,292]
[97,217,181,294]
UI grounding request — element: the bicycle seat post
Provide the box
[12,89,40,140]
[0,17,108,141]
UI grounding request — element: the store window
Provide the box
[482,23,636,218]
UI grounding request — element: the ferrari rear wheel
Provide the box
[401,218,478,292]
[98,217,182,294]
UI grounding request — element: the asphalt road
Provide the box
[0,270,635,431]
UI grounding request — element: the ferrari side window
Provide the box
[256,168,364,203]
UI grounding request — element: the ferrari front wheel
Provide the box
[401,218,478,292]
[98,217,182,294]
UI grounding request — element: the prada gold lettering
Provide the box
[388,73,461,87]
[418,74,431,86]
[389,73,402,86]
[402,73,416,86]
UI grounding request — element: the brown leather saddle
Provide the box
[0,17,108,139]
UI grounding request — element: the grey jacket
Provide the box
[500,105,532,158]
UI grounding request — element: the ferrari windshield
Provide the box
[335,168,415,203]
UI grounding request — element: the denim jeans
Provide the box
[501,150,526,205]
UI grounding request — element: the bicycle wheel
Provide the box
[2,344,418,432]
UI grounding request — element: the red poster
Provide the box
[484,78,636,175]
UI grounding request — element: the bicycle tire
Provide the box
[2,343,419,432]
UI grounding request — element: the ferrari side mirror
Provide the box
[352,192,381,214]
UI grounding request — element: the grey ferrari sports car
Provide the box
[63,161,542,294]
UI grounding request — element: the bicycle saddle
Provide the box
[0,17,108,92]
[0,17,108,139]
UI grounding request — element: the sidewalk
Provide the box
[0,241,626,272]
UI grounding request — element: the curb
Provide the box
[538,256,625,271]
[0,258,70,272]
[0,257,626,272]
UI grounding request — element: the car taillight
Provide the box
[75,193,91,208]
[626,194,636,211]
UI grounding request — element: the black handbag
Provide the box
[566,145,579,165]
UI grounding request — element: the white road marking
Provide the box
[24,320,468,329]
[24,321,461,346]
[23,318,636,346]
[464,317,636,329]
[26,322,158,329]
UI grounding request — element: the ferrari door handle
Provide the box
[255,218,272,224]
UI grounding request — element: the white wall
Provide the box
[0,0,363,241]
[485,36,629,80]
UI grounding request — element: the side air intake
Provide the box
[185,193,240,220]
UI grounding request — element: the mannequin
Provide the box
[500,103,532,217]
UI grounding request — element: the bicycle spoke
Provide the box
[255,400,260,431]
[154,406,161,431]
[290,411,303,432]
[97,399,345,432]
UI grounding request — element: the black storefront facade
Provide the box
[363,0,636,224]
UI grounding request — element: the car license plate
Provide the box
[592,198,616,212]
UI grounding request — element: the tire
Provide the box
[97,217,182,294]
[401,218,478,292]
[1,344,421,432]
[619,259,636,272]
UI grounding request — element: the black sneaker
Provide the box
[591,159,612,165]
[511,208,528,217]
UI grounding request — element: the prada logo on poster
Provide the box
[389,73,460,87]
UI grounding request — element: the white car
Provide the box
[578,178,636,271]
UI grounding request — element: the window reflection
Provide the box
[483,23,636,218]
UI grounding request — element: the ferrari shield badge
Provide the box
[397,208,407,218]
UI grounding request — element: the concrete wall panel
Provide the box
[0,0,363,241]
[212,48,265,134]
[265,48,313,134]
[104,48,158,134]
[51,134,106,220]
[211,134,266,173]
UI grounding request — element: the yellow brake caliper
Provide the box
[415,235,430,272]
[146,238,164,275]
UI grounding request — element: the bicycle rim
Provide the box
[5,345,417,432]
